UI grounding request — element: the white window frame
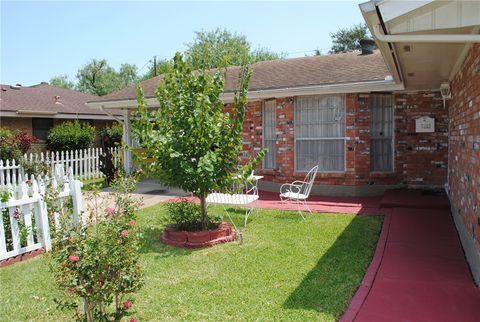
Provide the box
[294,94,346,173]
[262,99,277,169]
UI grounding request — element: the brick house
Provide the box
[87,1,480,282]
[0,82,120,149]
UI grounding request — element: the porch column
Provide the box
[122,109,132,174]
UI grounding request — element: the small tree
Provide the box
[133,53,265,230]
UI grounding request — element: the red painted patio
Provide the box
[254,189,480,321]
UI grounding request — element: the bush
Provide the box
[14,131,38,153]
[165,200,220,231]
[100,123,123,148]
[0,127,37,161]
[46,120,96,152]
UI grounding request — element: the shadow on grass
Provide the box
[222,207,306,227]
[283,216,381,317]
[139,226,193,257]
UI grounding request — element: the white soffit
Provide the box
[381,0,480,34]
[377,0,435,24]
[363,0,480,91]
[392,29,473,90]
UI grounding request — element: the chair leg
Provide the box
[302,199,313,214]
[296,199,306,220]
[280,196,286,215]
[244,207,253,228]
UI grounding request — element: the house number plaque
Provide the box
[415,116,435,133]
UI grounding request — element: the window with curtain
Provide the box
[370,94,394,172]
[32,118,53,141]
[295,95,345,172]
[263,99,276,169]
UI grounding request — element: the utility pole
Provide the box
[153,56,157,76]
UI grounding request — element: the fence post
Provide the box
[36,197,52,251]
[32,175,52,252]
[69,167,84,224]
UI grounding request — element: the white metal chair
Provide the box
[279,165,318,219]
[206,172,260,228]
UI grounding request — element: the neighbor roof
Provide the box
[0,82,115,116]
[91,50,390,103]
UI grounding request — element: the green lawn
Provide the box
[0,204,382,321]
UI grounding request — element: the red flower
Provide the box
[129,319,136,322]
[105,207,116,216]
[67,287,76,294]
[129,219,136,226]
[123,299,133,310]
[68,255,80,263]
[121,229,129,236]
[117,271,123,278]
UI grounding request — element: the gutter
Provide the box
[372,24,480,43]
[0,110,116,120]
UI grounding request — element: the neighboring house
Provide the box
[87,1,480,282]
[0,82,120,149]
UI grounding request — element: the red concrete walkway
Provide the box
[351,206,480,322]
[254,190,480,321]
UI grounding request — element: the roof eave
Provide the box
[0,110,120,120]
[360,1,403,85]
[86,79,404,109]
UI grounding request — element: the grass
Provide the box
[0,204,382,321]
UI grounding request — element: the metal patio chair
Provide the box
[279,165,318,219]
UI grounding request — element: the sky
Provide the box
[1,1,366,86]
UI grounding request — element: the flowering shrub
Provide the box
[49,175,143,322]
[0,127,38,161]
[14,131,39,153]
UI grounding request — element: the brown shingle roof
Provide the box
[92,50,390,103]
[0,83,113,116]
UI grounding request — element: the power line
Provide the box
[137,59,152,74]
[283,47,331,57]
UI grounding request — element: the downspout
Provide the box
[373,24,480,43]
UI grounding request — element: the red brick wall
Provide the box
[448,43,480,246]
[236,91,448,187]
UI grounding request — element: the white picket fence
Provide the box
[0,165,83,261]
[0,147,120,187]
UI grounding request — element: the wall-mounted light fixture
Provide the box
[440,82,451,109]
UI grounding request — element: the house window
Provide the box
[295,95,345,172]
[263,100,276,169]
[32,118,53,141]
[79,119,93,126]
[370,94,393,172]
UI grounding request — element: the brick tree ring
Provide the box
[160,222,236,248]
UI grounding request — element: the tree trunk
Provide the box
[200,195,207,231]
